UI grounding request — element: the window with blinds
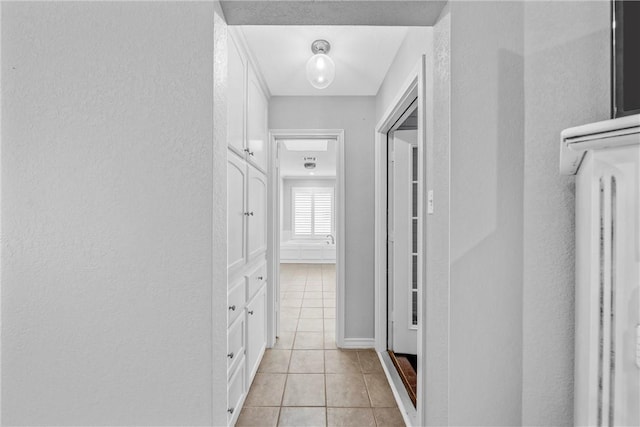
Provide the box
[292,187,334,237]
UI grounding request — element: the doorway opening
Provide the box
[386,100,419,407]
[269,131,345,348]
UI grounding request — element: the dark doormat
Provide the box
[388,350,417,407]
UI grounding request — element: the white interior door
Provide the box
[391,130,417,355]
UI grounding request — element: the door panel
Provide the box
[228,154,247,274]
[247,66,268,173]
[248,167,267,259]
[228,35,246,156]
[246,287,267,386]
[227,356,246,425]
[391,130,417,355]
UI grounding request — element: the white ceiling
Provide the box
[279,139,336,177]
[240,26,409,96]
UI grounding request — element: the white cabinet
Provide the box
[227,153,267,270]
[248,168,267,260]
[227,154,247,276]
[245,286,267,385]
[227,35,246,157]
[227,355,246,425]
[226,29,270,427]
[246,261,267,300]
[227,312,245,375]
[247,65,269,173]
[561,115,640,426]
[227,32,269,172]
[228,278,245,322]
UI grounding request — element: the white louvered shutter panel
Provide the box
[293,189,313,236]
[313,189,333,235]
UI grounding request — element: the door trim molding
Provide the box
[267,129,345,347]
[374,56,427,426]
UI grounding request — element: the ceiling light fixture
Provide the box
[306,40,335,90]
[303,156,317,169]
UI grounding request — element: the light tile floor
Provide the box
[237,263,406,427]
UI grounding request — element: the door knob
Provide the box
[257,276,263,280]
[248,310,254,315]
[227,352,234,359]
[227,408,234,414]
[228,305,236,311]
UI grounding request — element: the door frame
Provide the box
[267,129,346,348]
[374,56,427,426]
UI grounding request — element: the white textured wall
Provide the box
[425,4,451,426]
[1,2,226,425]
[521,2,610,425]
[449,2,525,425]
[270,96,376,339]
[445,1,611,425]
[375,27,433,123]
[212,4,229,426]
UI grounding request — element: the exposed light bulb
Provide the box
[306,40,335,90]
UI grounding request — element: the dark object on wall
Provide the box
[613,0,640,118]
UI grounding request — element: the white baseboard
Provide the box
[378,351,417,426]
[339,338,375,349]
[280,259,336,264]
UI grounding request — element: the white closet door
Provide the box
[246,66,268,173]
[227,35,246,156]
[391,131,417,355]
[227,153,247,275]
[575,145,640,426]
[247,167,267,259]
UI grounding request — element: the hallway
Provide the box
[236,264,405,426]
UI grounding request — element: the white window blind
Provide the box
[293,187,334,237]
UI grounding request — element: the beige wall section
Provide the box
[521,2,611,425]
[270,96,376,339]
[1,2,225,425]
